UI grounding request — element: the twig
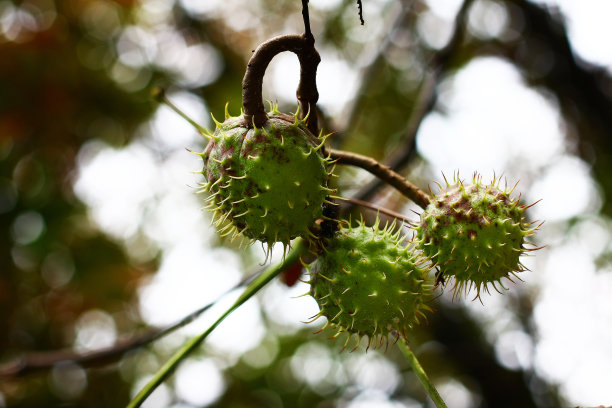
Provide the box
[151,87,211,136]
[356,0,365,25]
[0,332,161,380]
[329,148,431,209]
[337,196,416,226]
[0,267,264,379]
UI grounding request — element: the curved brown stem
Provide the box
[242,34,320,132]
[328,148,431,209]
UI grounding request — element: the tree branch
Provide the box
[0,268,265,379]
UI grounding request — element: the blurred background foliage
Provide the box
[1,0,612,407]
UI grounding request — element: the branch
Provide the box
[0,267,265,379]
[0,331,161,380]
[328,148,431,209]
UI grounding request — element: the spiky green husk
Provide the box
[309,219,433,351]
[200,107,333,249]
[416,173,540,298]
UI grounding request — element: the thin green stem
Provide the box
[151,87,211,135]
[127,240,308,408]
[397,340,448,408]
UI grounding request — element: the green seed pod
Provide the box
[199,106,333,252]
[416,173,541,298]
[308,218,433,351]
